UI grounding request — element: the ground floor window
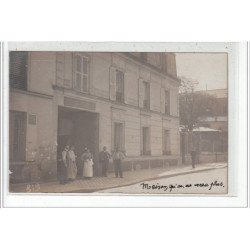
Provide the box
[9,111,27,161]
[163,130,171,155]
[142,127,151,155]
[113,122,124,150]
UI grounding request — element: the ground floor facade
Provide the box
[9,88,181,183]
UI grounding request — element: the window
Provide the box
[9,51,28,90]
[142,127,151,155]
[9,111,27,161]
[114,122,124,150]
[116,70,124,102]
[74,54,89,92]
[165,90,170,115]
[163,130,171,155]
[143,81,150,110]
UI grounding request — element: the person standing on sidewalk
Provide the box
[190,149,196,169]
[60,145,70,184]
[112,147,125,178]
[81,148,93,179]
[67,146,78,181]
[99,146,111,177]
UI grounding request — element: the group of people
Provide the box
[59,146,93,184]
[59,145,126,184]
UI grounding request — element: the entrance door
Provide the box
[57,107,99,177]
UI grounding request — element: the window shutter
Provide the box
[56,52,65,87]
[9,51,28,89]
[149,82,153,111]
[124,72,128,104]
[161,87,165,114]
[109,67,116,101]
[169,89,173,116]
[138,78,144,108]
[63,52,72,88]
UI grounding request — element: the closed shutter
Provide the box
[149,82,153,111]
[56,52,65,87]
[63,52,72,88]
[169,89,174,116]
[9,51,28,89]
[138,78,144,108]
[160,87,165,114]
[109,67,116,101]
[124,72,128,104]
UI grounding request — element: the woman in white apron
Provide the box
[67,146,78,181]
[81,148,93,179]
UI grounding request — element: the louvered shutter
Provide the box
[161,87,165,114]
[9,51,28,89]
[149,82,154,111]
[124,72,129,104]
[56,52,65,87]
[63,52,72,88]
[109,67,116,101]
[138,78,144,108]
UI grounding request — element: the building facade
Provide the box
[9,52,181,183]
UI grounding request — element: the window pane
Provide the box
[82,57,88,74]
[143,82,150,109]
[116,70,124,93]
[116,70,124,102]
[9,111,27,161]
[82,76,88,92]
[76,55,81,72]
[165,90,170,114]
[75,73,81,91]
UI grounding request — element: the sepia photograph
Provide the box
[6,46,230,195]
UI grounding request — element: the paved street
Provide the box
[97,167,227,194]
[10,162,227,193]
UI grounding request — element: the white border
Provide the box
[1,42,248,207]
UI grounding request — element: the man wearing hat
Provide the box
[99,146,111,177]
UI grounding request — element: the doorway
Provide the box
[57,106,99,177]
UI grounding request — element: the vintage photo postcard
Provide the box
[1,42,248,207]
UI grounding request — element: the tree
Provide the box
[179,76,218,131]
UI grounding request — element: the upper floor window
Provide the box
[165,90,170,115]
[116,70,124,102]
[9,51,28,90]
[143,81,150,110]
[74,54,89,92]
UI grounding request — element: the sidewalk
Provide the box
[9,162,227,193]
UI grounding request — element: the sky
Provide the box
[175,53,227,91]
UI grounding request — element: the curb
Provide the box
[69,165,227,193]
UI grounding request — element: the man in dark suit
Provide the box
[99,146,111,177]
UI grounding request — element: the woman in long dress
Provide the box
[81,148,93,179]
[67,146,77,181]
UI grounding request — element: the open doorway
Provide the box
[57,106,99,177]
